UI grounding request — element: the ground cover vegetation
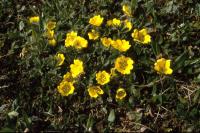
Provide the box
[0,0,200,132]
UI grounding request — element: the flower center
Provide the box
[117,91,125,97]
[100,74,106,82]
[138,32,145,42]
[119,60,128,69]
[62,84,70,94]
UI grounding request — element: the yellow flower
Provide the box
[63,72,74,83]
[88,86,104,98]
[65,31,88,49]
[96,70,110,85]
[107,18,121,26]
[70,59,84,78]
[48,39,56,46]
[73,36,88,49]
[101,37,113,47]
[106,20,113,26]
[29,16,39,24]
[111,39,131,52]
[112,18,121,26]
[122,5,132,16]
[46,21,56,30]
[89,15,104,26]
[46,30,54,39]
[88,30,99,40]
[56,53,65,66]
[154,58,173,75]
[115,55,134,74]
[65,31,78,47]
[57,81,75,96]
[116,88,126,100]
[131,28,151,44]
[124,20,132,31]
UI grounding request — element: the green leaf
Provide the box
[178,96,187,104]
[108,109,115,122]
[151,41,160,56]
[152,94,162,104]
[173,52,188,71]
[19,21,24,31]
[0,104,8,113]
[193,89,200,103]
[86,115,94,131]
[8,111,19,119]
[158,95,163,104]
[185,58,200,67]
[196,74,200,81]
[161,1,178,14]
[195,4,200,16]
[0,40,5,49]
[131,0,138,11]
[151,85,157,95]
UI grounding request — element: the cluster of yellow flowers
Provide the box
[88,17,151,46]
[29,17,57,46]
[88,55,135,99]
[82,5,137,100]
[100,37,131,52]
[29,3,173,101]
[87,85,127,100]
[106,18,132,31]
[65,31,88,49]
[57,59,84,96]
[86,54,134,99]
[107,18,121,26]
[46,21,57,46]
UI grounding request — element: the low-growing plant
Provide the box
[1,0,200,132]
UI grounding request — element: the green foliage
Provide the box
[0,0,200,132]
